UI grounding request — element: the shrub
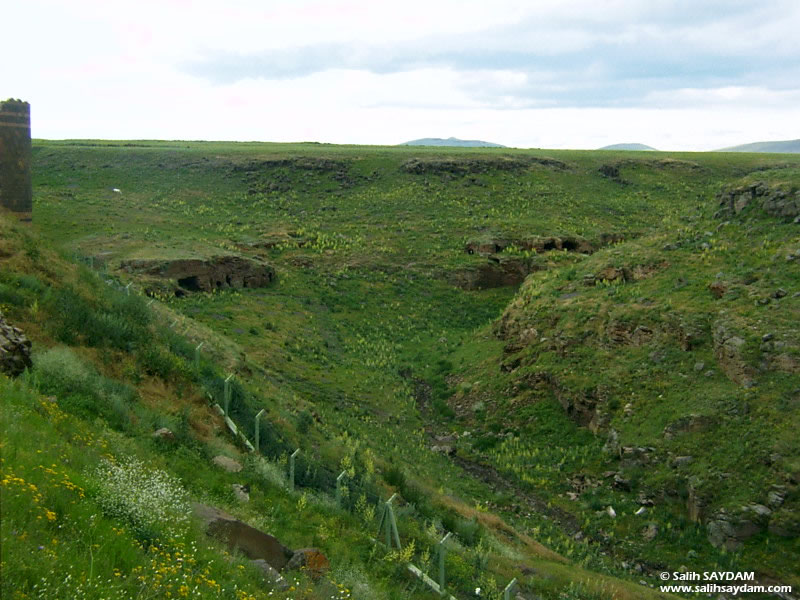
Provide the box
[34,347,135,430]
[34,347,96,398]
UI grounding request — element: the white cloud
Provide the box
[5,0,799,149]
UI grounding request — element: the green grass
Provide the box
[3,139,799,598]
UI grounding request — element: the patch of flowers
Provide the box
[93,456,190,538]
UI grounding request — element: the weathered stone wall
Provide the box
[0,99,32,220]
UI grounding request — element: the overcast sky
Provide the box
[4,0,799,150]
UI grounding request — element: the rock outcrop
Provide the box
[464,235,594,257]
[120,255,275,295]
[716,181,800,220]
[0,312,32,377]
[451,256,542,290]
[713,321,756,387]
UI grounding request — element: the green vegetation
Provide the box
[2,140,799,598]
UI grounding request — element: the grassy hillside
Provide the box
[716,140,800,154]
[2,139,799,598]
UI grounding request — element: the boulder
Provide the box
[192,503,293,570]
[250,559,289,590]
[285,548,330,579]
[152,427,175,441]
[0,312,32,377]
[232,484,250,503]
[212,455,243,473]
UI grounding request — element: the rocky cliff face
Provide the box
[0,312,32,377]
[120,256,275,295]
[716,181,800,221]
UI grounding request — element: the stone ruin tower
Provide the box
[0,99,33,221]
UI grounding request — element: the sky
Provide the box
[3,0,799,150]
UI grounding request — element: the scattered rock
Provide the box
[212,456,243,473]
[708,281,728,299]
[0,312,32,377]
[232,484,250,503]
[192,503,294,570]
[594,266,631,284]
[250,559,289,590]
[612,474,631,491]
[431,445,455,456]
[693,361,705,372]
[606,506,616,518]
[152,428,175,441]
[642,523,658,541]
[767,486,787,509]
[620,446,656,469]
[772,288,788,299]
[663,415,714,439]
[285,548,330,579]
[671,456,693,468]
[637,492,655,506]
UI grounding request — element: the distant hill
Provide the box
[716,139,800,153]
[401,137,505,148]
[598,143,657,151]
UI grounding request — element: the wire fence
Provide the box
[76,254,524,600]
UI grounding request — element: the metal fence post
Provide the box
[438,532,451,595]
[336,470,347,506]
[254,409,265,453]
[194,342,204,373]
[289,448,300,491]
[503,577,517,600]
[224,374,233,417]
